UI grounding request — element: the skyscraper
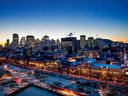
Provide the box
[12,33,19,47]
[80,35,86,49]
[20,37,26,46]
[5,39,10,47]
[124,49,128,66]
[61,37,78,54]
[26,35,35,45]
[87,37,95,49]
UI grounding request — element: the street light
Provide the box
[106,67,109,75]
[4,65,7,69]
[89,66,92,78]
[100,66,103,79]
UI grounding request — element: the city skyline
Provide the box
[0,0,128,45]
[0,1,128,94]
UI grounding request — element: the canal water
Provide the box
[15,86,58,96]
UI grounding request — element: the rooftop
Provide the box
[91,63,121,69]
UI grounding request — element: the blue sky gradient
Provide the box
[0,0,128,44]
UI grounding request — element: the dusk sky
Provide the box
[0,0,128,45]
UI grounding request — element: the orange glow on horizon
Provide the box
[110,37,128,43]
[0,37,127,46]
[0,42,5,46]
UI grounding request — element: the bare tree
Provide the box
[68,33,73,37]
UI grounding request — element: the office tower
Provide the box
[35,38,40,43]
[41,35,50,43]
[41,35,50,47]
[56,39,60,44]
[87,37,94,48]
[43,35,49,41]
[26,35,35,45]
[5,39,10,47]
[88,37,94,48]
[124,49,128,66]
[95,38,103,49]
[61,37,79,54]
[12,33,19,46]
[80,35,86,49]
[20,37,26,46]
